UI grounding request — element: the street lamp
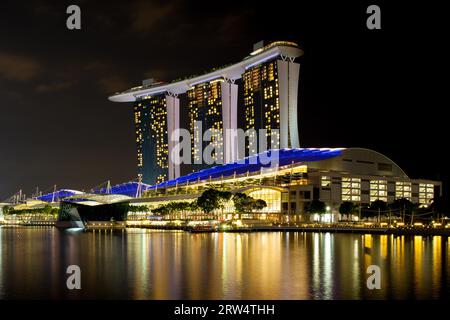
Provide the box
[326,206,331,223]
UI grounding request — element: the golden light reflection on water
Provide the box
[380,235,388,259]
[350,238,361,298]
[414,236,424,297]
[0,227,448,299]
[431,236,442,298]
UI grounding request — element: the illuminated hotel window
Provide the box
[133,94,169,184]
[419,183,434,204]
[156,174,166,184]
[370,179,387,202]
[188,80,223,164]
[342,177,361,202]
[321,176,331,187]
[395,181,412,200]
[246,188,281,213]
[243,60,280,155]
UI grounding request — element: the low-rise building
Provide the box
[130,147,441,222]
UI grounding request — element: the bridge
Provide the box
[3,148,344,205]
[1,180,152,206]
[33,181,152,204]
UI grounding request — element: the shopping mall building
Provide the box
[129,147,441,222]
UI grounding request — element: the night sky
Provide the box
[0,1,447,201]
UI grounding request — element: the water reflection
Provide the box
[0,227,448,299]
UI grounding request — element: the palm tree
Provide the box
[370,200,388,223]
[339,201,355,221]
[390,198,415,224]
[306,200,326,222]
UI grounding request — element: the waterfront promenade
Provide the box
[135,223,450,236]
[1,219,449,236]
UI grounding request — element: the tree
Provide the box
[173,201,193,219]
[232,192,267,219]
[196,189,221,215]
[1,206,11,215]
[307,200,326,214]
[232,193,252,219]
[339,201,355,221]
[217,191,232,218]
[370,200,388,223]
[390,198,414,212]
[152,204,170,216]
[390,198,415,223]
[360,204,374,219]
[306,200,326,222]
[43,204,53,215]
[128,205,148,213]
[196,189,233,218]
[371,199,387,211]
[152,201,197,219]
[188,201,199,213]
[430,196,448,220]
[254,199,267,211]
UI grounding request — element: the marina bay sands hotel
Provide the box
[109,41,303,185]
[15,40,438,222]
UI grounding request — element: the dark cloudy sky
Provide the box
[0,0,447,200]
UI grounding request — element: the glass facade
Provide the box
[321,176,331,187]
[134,95,168,185]
[187,80,223,169]
[243,59,280,155]
[419,183,434,204]
[342,177,361,202]
[395,181,412,200]
[247,188,281,213]
[370,179,388,202]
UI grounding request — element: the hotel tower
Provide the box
[109,41,304,185]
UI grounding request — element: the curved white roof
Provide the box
[109,42,303,102]
[307,147,409,179]
[63,193,132,206]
